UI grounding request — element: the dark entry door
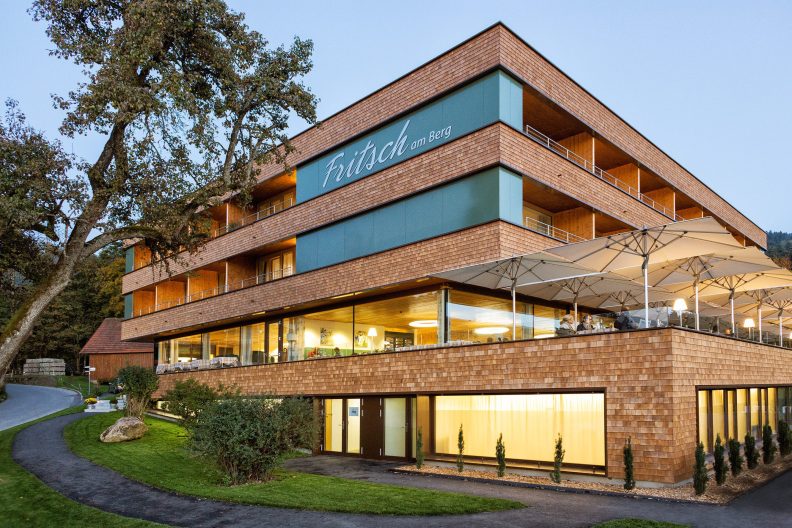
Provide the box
[360,397,384,458]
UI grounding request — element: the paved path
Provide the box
[0,384,81,431]
[11,413,792,528]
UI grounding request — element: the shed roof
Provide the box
[80,318,153,355]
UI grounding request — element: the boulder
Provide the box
[99,417,148,443]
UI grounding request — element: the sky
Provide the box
[1,0,791,231]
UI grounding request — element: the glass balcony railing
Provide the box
[132,266,294,317]
[522,124,681,222]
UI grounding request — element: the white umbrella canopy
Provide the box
[433,252,599,336]
[546,217,746,327]
[627,247,782,330]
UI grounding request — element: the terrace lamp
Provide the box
[672,298,688,328]
[743,318,755,340]
[367,327,378,349]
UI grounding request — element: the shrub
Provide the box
[495,433,506,477]
[190,396,315,484]
[162,379,237,430]
[762,424,777,464]
[728,438,744,476]
[117,366,158,419]
[456,424,464,473]
[551,434,564,484]
[693,442,708,495]
[109,397,119,406]
[745,434,760,469]
[778,421,791,457]
[713,435,728,485]
[416,427,424,469]
[623,436,635,490]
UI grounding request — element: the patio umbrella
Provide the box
[546,217,745,328]
[623,247,780,330]
[669,269,792,333]
[433,252,598,337]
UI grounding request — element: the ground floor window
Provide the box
[697,386,787,452]
[433,393,605,467]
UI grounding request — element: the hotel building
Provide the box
[121,24,792,485]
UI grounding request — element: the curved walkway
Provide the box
[12,413,792,528]
[0,384,81,431]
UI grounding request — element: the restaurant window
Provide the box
[434,393,605,467]
[240,323,267,365]
[299,306,353,360]
[173,333,202,363]
[208,327,240,360]
[157,340,172,364]
[534,305,564,338]
[267,321,281,363]
[448,290,533,343]
[354,291,440,352]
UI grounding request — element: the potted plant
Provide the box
[110,397,119,410]
[84,397,97,409]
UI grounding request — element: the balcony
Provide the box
[211,194,295,238]
[523,124,680,221]
[523,217,586,244]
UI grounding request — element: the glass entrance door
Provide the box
[384,398,407,457]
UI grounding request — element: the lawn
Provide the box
[65,412,523,515]
[0,407,164,528]
[593,520,688,528]
[56,375,110,398]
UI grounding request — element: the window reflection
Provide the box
[449,290,533,342]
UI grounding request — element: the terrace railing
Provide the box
[523,124,682,221]
[212,195,295,238]
[523,217,586,244]
[132,266,294,317]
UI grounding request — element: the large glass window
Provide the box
[354,291,440,351]
[208,328,240,359]
[248,323,267,365]
[300,307,353,360]
[448,291,533,343]
[434,393,605,466]
[173,334,202,363]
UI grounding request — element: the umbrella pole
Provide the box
[511,282,516,341]
[780,313,783,347]
[643,257,650,329]
[694,281,700,331]
[758,304,762,343]
[574,302,578,326]
[730,293,735,335]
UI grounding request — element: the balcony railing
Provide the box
[522,124,682,221]
[132,266,294,317]
[212,196,295,238]
[523,217,586,244]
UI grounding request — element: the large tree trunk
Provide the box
[0,198,107,392]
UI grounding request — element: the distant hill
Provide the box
[767,231,792,268]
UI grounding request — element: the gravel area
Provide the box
[395,455,792,505]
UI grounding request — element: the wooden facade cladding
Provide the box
[87,352,154,382]
[152,328,792,484]
[121,221,552,341]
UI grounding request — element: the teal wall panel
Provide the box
[297,70,523,202]
[124,294,132,319]
[296,167,523,273]
[125,247,134,273]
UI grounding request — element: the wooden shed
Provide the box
[80,318,154,382]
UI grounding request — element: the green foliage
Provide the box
[762,424,777,464]
[190,396,315,484]
[745,434,760,469]
[713,435,728,486]
[623,436,635,490]
[415,426,424,469]
[495,433,506,477]
[766,231,792,269]
[456,424,464,472]
[693,441,708,495]
[117,366,158,419]
[162,378,237,429]
[778,421,791,457]
[727,438,744,476]
[551,434,564,484]
[66,412,521,515]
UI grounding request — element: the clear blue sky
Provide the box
[1,0,790,231]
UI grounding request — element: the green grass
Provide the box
[593,520,689,528]
[0,407,164,528]
[56,375,110,398]
[65,412,522,515]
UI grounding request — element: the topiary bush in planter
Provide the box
[495,433,506,477]
[456,424,464,473]
[416,426,424,469]
[762,424,777,464]
[778,421,791,457]
[623,436,635,490]
[728,438,744,477]
[551,434,564,484]
[713,435,728,485]
[745,434,760,470]
[693,442,708,495]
